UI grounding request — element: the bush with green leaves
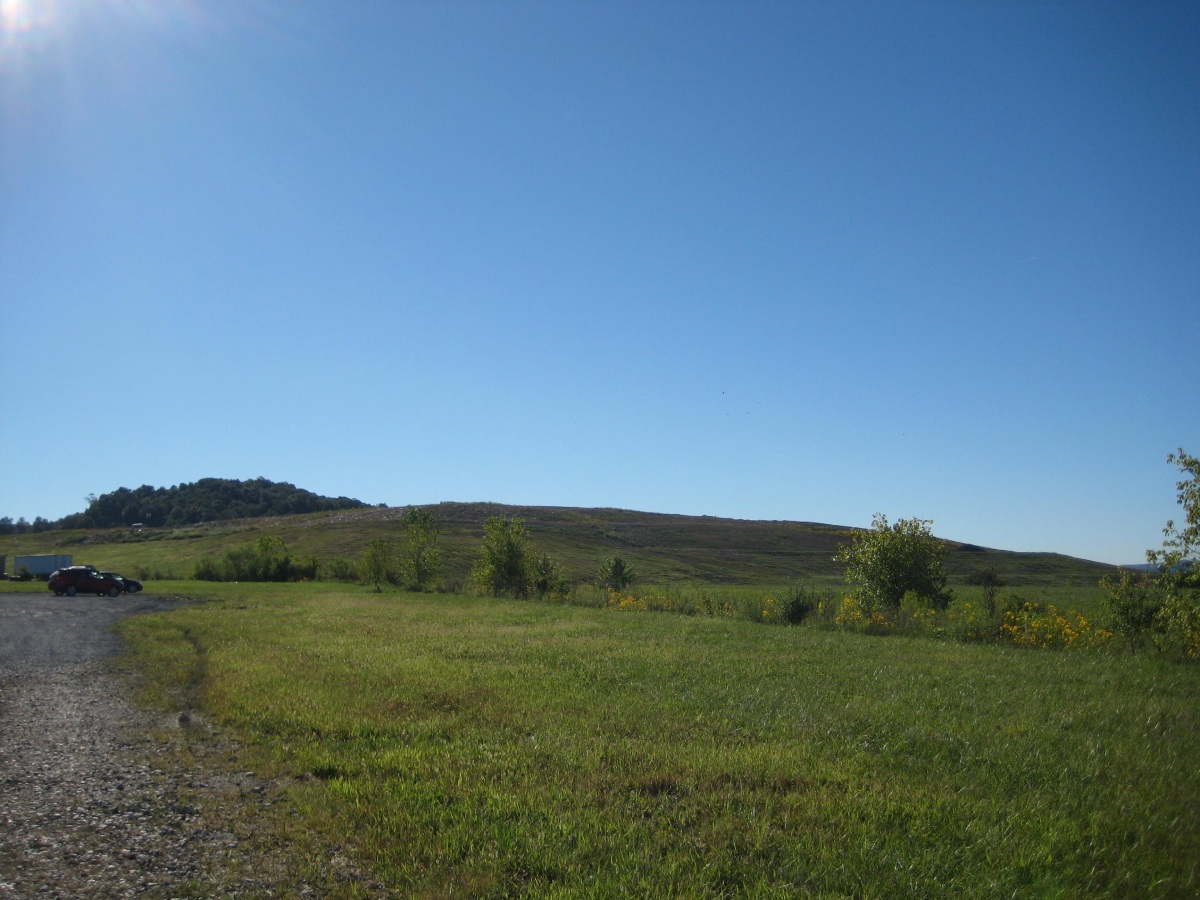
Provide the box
[324,556,358,583]
[531,552,570,601]
[965,567,1004,617]
[398,507,442,591]
[834,514,952,610]
[782,584,823,624]
[193,536,317,582]
[597,556,637,591]
[469,516,568,600]
[359,538,394,593]
[471,516,534,598]
[1146,449,1200,658]
[1099,568,1162,650]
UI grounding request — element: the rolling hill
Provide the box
[1,500,1118,588]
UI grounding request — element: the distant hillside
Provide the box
[397,502,1119,587]
[142,501,1122,587]
[1,500,1120,587]
[55,478,370,529]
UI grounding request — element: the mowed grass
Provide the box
[118,583,1200,897]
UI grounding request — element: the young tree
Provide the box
[471,517,533,598]
[965,567,1004,618]
[1149,449,1200,576]
[359,538,394,593]
[597,556,637,591]
[1147,449,1200,657]
[398,507,442,591]
[1100,568,1162,651]
[254,535,292,581]
[834,514,952,610]
[531,552,569,600]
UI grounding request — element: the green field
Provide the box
[9,505,1183,894]
[116,581,1199,897]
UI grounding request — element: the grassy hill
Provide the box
[1,501,1117,588]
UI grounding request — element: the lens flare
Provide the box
[2,0,214,64]
[1,0,56,35]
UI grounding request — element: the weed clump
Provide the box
[996,599,1112,650]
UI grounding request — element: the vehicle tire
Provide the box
[66,585,77,596]
[108,586,121,597]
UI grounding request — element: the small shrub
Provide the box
[359,539,393,592]
[835,514,952,610]
[324,556,358,583]
[831,595,895,632]
[998,602,1112,651]
[471,517,533,598]
[398,508,442,591]
[607,589,644,612]
[193,557,222,581]
[597,556,637,591]
[1143,448,1200,660]
[531,553,570,601]
[944,599,993,642]
[193,536,313,583]
[965,568,1004,617]
[1099,569,1162,650]
[781,585,822,624]
[1153,590,1200,659]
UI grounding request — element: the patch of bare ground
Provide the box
[0,661,385,898]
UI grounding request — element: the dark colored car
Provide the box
[48,566,123,597]
[100,572,143,593]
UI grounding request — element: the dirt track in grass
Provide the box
[0,593,380,898]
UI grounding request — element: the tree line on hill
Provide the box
[0,478,369,532]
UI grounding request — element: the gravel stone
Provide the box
[0,595,386,898]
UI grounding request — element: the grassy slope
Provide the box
[0,501,1119,588]
[118,583,1200,897]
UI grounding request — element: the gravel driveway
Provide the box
[0,593,380,898]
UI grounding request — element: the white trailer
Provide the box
[14,554,73,578]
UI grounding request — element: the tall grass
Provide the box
[118,584,1200,897]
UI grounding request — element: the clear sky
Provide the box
[2,1,1197,565]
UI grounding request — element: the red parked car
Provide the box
[48,566,123,597]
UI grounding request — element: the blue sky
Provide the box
[2,0,1196,565]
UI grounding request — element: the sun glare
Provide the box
[1,0,215,61]
[0,0,55,35]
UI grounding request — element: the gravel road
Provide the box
[0,593,380,898]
